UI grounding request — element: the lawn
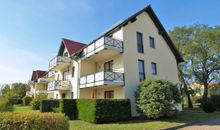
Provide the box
[13,105,220,130]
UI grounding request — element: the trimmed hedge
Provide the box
[40,99,131,123]
[0,112,69,130]
[40,99,60,112]
[0,97,13,112]
[77,99,131,123]
[59,99,77,119]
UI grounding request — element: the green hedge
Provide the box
[77,99,131,123]
[59,99,77,119]
[40,99,60,112]
[0,97,13,112]
[0,112,69,130]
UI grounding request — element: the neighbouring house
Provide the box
[188,83,220,96]
[27,70,47,98]
[27,5,183,116]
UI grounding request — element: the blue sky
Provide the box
[0,0,219,84]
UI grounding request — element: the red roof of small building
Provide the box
[31,70,47,82]
[62,38,86,55]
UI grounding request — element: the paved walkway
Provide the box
[178,118,220,130]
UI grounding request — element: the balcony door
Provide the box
[104,60,113,72]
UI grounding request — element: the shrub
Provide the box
[8,95,21,104]
[77,99,131,123]
[22,96,33,106]
[202,99,215,113]
[0,97,13,112]
[59,99,77,119]
[136,79,181,119]
[210,95,220,111]
[31,95,46,110]
[0,112,69,130]
[40,99,60,112]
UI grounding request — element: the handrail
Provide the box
[47,80,70,91]
[81,36,123,57]
[80,71,124,85]
[49,56,71,69]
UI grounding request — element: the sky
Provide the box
[0,0,220,84]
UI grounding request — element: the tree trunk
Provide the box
[203,83,208,100]
[183,83,193,108]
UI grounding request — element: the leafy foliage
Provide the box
[202,99,215,113]
[31,95,47,110]
[40,99,60,112]
[0,96,13,112]
[136,79,181,119]
[59,99,77,119]
[0,112,69,130]
[210,95,220,111]
[77,99,131,123]
[170,25,220,99]
[22,96,33,106]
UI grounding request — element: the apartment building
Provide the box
[27,70,47,97]
[28,5,183,116]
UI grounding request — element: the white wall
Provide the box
[122,12,179,116]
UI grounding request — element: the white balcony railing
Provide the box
[80,71,124,88]
[80,37,123,58]
[49,56,71,70]
[47,80,70,91]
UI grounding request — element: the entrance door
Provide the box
[61,93,66,99]
[104,60,113,72]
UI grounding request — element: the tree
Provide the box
[170,24,220,100]
[1,84,11,96]
[189,25,220,99]
[11,83,30,99]
[136,79,181,119]
[169,26,194,108]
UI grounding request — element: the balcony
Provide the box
[49,56,71,71]
[80,37,123,62]
[47,80,70,91]
[36,90,47,95]
[80,71,124,88]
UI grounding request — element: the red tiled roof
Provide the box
[62,38,86,55]
[31,70,47,81]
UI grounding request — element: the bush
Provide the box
[22,96,33,106]
[202,99,215,113]
[210,95,220,111]
[31,95,46,110]
[59,99,77,119]
[136,79,181,119]
[0,112,69,130]
[0,97,13,112]
[77,99,131,123]
[40,99,60,112]
[8,95,21,104]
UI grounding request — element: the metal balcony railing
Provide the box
[80,71,124,86]
[49,56,71,70]
[47,80,70,91]
[81,37,123,57]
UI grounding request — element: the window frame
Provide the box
[104,60,113,72]
[104,90,114,99]
[149,36,155,48]
[137,32,144,53]
[72,67,75,77]
[138,59,146,81]
[151,62,157,75]
[63,70,69,80]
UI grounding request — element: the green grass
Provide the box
[13,104,40,113]
[69,110,220,130]
[12,105,220,130]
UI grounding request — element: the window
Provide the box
[151,62,157,75]
[71,92,74,99]
[137,32,144,53]
[104,91,114,99]
[56,94,58,99]
[104,60,113,72]
[149,36,155,48]
[138,60,145,81]
[72,67,75,77]
[61,93,66,99]
[63,70,68,80]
